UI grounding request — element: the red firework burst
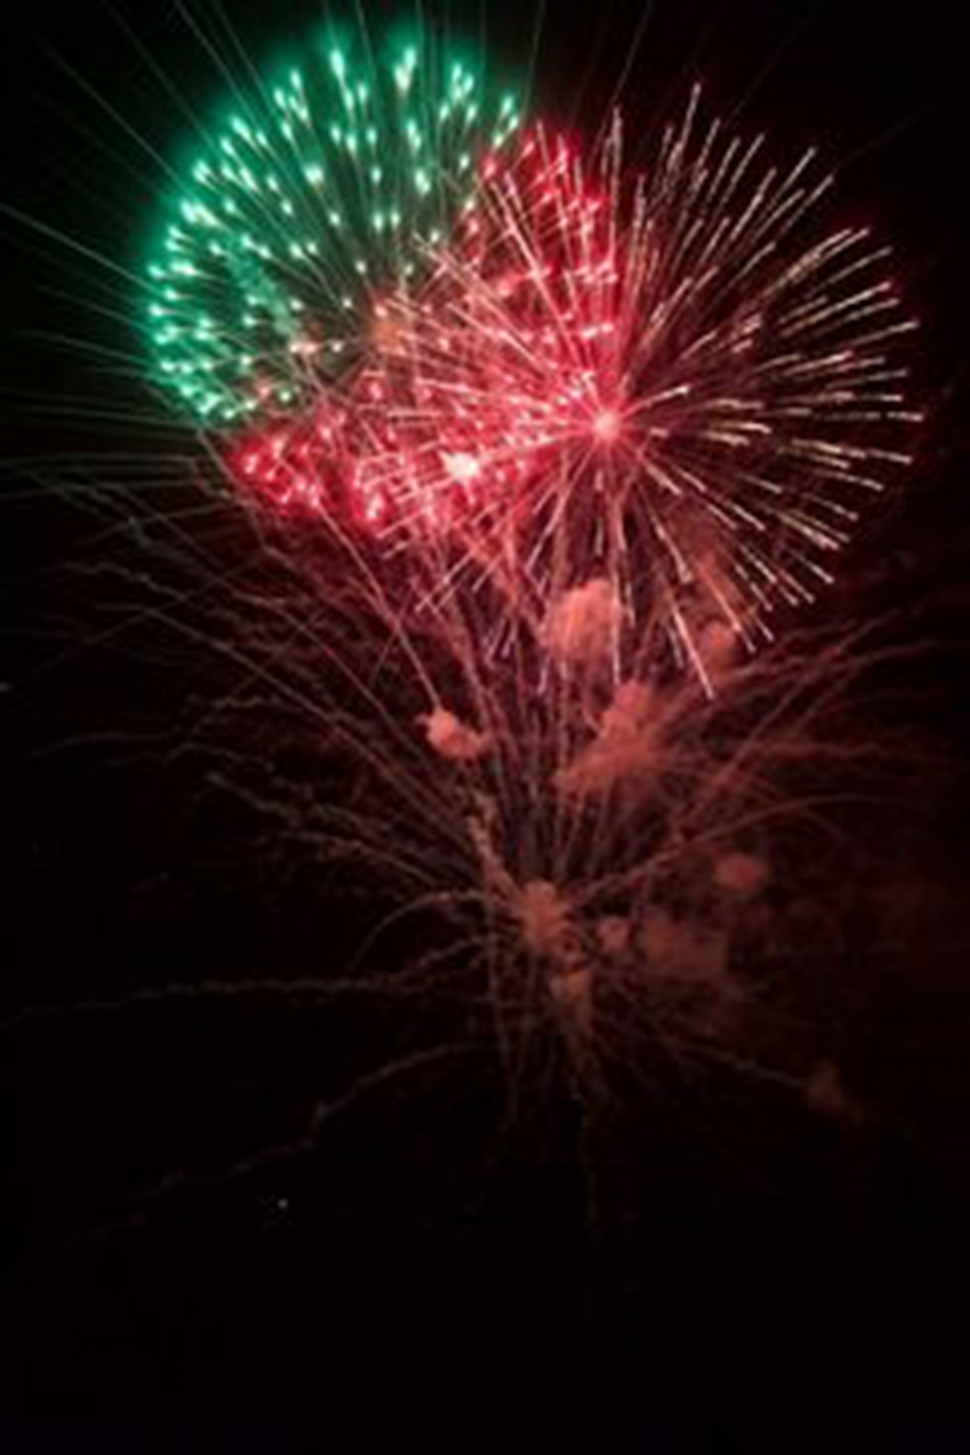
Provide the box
[227,89,922,686]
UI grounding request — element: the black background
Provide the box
[2,0,969,1445]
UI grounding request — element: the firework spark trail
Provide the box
[178,460,908,1108]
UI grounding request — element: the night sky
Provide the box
[2,1,969,1445]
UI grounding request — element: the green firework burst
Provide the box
[144,31,522,427]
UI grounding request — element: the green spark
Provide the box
[143,30,522,425]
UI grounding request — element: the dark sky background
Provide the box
[2,0,969,1445]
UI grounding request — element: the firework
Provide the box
[172,79,924,1093]
[144,30,522,427]
[88,33,924,1139]
[343,96,922,686]
[180,81,925,1111]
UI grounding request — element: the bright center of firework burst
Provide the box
[592,408,623,446]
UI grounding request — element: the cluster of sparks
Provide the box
[146,36,521,423]
[138,31,924,1100]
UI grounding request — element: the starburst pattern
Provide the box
[342,95,922,683]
